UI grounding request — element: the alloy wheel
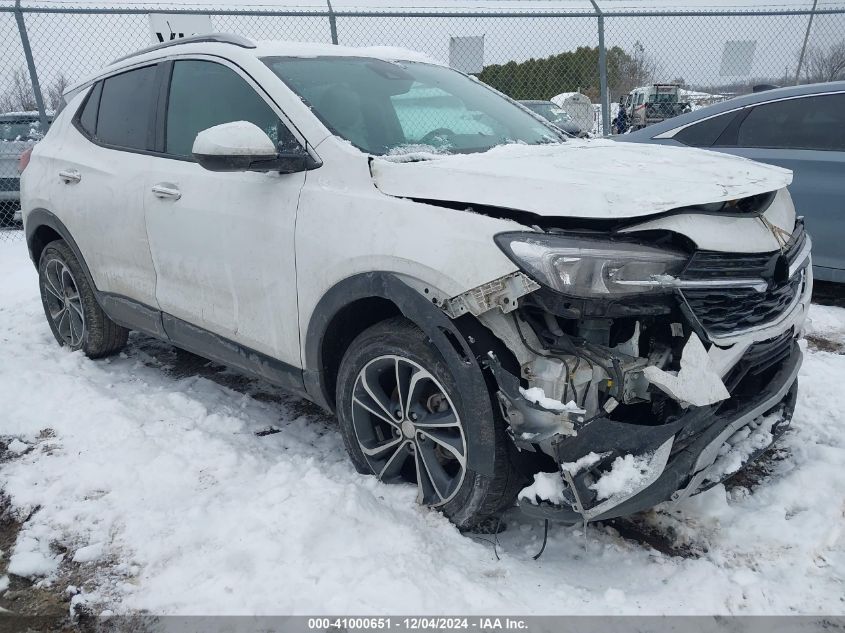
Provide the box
[350,354,467,507]
[43,258,86,347]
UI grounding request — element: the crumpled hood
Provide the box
[370,140,792,219]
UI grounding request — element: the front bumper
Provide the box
[518,340,801,523]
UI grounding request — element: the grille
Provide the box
[723,330,794,392]
[682,273,803,336]
[0,177,20,193]
[681,221,807,337]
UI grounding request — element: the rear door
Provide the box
[53,65,161,306]
[711,92,845,278]
[142,57,306,366]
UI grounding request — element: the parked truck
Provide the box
[624,84,690,131]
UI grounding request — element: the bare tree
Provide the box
[615,41,658,96]
[802,42,845,83]
[0,68,38,113]
[46,73,69,111]
[1,69,70,114]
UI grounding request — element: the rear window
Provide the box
[95,65,158,150]
[735,93,845,151]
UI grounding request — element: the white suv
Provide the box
[22,34,811,529]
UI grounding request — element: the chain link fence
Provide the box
[2,1,844,240]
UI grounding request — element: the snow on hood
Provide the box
[370,140,792,220]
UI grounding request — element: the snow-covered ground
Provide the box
[1,237,844,615]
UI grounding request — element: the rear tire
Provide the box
[336,317,522,530]
[38,240,129,358]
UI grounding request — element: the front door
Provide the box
[143,58,306,366]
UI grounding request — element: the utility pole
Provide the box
[795,0,819,85]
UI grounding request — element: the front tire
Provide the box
[38,240,129,358]
[336,317,521,529]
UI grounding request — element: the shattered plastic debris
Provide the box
[519,387,586,414]
[643,334,730,407]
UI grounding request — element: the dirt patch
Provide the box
[806,334,845,355]
[0,493,75,631]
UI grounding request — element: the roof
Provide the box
[66,33,440,96]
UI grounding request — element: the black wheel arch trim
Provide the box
[304,272,497,477]
[26,209,94,280]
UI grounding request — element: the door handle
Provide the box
[151,183,181,201]
[58,169,81,184]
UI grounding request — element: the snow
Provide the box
[560,452,603,476]
[5,439,29,455]
[701,413,781,485]
[1,239,845,614]
[590,453,655,501]
[518,472,567,505]
[371,141,792,221]
[519,386,584,413]
[253,41,440,65]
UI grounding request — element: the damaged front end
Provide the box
[448,208,811,524]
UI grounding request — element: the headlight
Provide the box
[495,232,687,298]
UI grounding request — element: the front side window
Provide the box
[263,56,561,155]
[736,93,845,151]
[675,110,739,148]
[96,65,158,150]
[165,60,301,158]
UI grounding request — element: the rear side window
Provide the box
[78,82,102,137]
[674,110,739,147]
[165,60,299,158]
[95,65,158,150]
[735,93,845,151]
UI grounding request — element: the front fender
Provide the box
[303,272,496,477]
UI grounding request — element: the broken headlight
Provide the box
[495,233,687,298]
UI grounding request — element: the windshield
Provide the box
[0,119,43,142]
[525,102,572,124]
[263,57,563,155]
[648,92,677,104]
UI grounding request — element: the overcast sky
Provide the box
[2,0,843,103]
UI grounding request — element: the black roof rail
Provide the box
[112,33,256,64]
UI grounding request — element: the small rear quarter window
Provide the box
[77,82,102,137]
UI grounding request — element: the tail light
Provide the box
[18,147,33,173]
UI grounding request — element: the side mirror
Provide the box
[192,121,316,174]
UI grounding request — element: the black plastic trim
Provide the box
[161,313,307,398]
[112,33,256,64]
[303,272,496,477]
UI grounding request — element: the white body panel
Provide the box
[371,141,792,220]
[143,159,304,364]
[294,140,523,367]
[25,94,159,306]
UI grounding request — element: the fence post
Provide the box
[326,0,338,45]
[795,0,818,84]
[14,0,49,130]
[590,1,610,136]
